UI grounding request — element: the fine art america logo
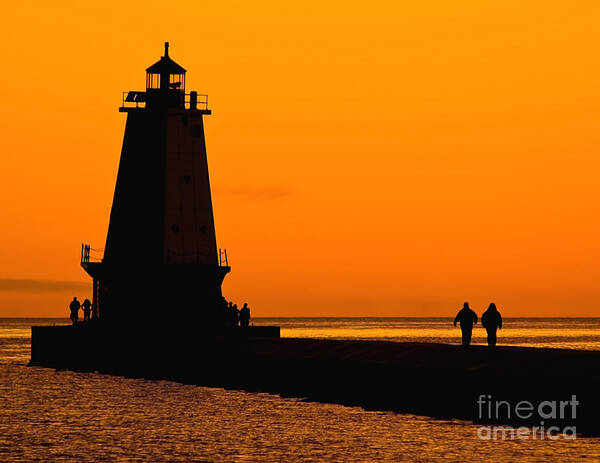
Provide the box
[476,395,579,440]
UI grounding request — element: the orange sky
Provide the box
[1,1,599,317]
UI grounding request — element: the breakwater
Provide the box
[30,324,600,436]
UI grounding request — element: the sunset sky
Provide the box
[1,1,599,316]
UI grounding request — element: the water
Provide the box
[258,317,600,351]
[1,318,599,462]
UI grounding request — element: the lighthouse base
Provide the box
[81,262,231,325]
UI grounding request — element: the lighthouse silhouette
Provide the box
[81,43,230,326]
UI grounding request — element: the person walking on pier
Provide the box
[481,303,502,347]
[453,302,478,346]
[69,297,81,325]
[82,299,92,322]
[240,303,251,327]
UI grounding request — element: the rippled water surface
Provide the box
[1,318,599,462]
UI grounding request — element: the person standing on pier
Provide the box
[481,303,503,347]
[453,302,478,346]
[69,297,81,325]
[232,304,240,327]
[240,303,251,327]
[81,299,92,322]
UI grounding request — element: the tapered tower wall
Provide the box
[164,112,218,265]
[104,111,167,265]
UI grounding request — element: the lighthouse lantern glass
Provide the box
[146,72,185,91]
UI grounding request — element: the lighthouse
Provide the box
[81,43,230,326]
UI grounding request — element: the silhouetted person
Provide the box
[240,303,251,327]
[226,302,235,326]
[232,304,240,327]
[82,299,92,321]
[69,297,80,325]
[454,302,478,346]
[481,302,503,347]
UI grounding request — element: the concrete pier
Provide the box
[30,326,600,436]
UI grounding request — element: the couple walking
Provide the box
[454,302,502,347]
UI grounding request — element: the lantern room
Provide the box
[146,42,186,92]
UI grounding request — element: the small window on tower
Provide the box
[191,125,202,137]
[183,175,192,184]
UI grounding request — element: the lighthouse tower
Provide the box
[81,43,230,325]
